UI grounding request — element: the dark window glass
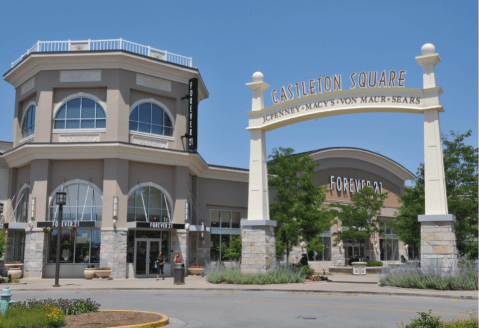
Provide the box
[127,230,134,263]
[96,119,106,128]
[151,105,163,125]
[54,120,65,129]
[129,103,173,137]
[67,98,81,118]
[231,212,241,229]
[139,123,150,133]
[129,121,138,131]
[211,210,220,228]
[81,120,95,129]
[138,103,151,123]
[81,98,96,118]
[56,105,66,119]
[54,98,105,130]
[91,230,101,263]
[66,120,80,129]
[22,106,36,138]
[210,234,220,261]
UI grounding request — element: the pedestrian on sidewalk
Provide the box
[174,253,182,263]
[155,251,166,280]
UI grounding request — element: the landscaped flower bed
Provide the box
[0,298,100,328]
[206,268,305,284]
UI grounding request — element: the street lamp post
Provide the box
[53,191,66,287]
[0,202,3,220]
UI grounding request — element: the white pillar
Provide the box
[245,72,270,221]
[416,44,456,271]
[242,72,276,274]
[416,43,448,215]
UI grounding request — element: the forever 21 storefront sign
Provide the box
[134,222,185,230]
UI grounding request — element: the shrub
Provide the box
[10,298,100,315]
[402,311,478,328]
[366,261,383,267]
[0,303,65,328]
[380,261,478,290]
[299,265,315,277]
[206,268,304,284]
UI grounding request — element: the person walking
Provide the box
[174,253,182,263]
[155,251,166,280]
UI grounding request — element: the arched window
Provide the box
[49,182,103,221]
[54,97,106,130]
[129,103,173,137]
[21,105,35,138]
[14,186,29,223]
[127,186,171,222]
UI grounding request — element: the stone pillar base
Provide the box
[418,214,457,272]
[23,230,47,279]
[241,220,276,274]
[99,229,127,278]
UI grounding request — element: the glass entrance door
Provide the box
[345,244,365,265]
[135,238,161,277]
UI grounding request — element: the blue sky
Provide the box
[0,1,477,181]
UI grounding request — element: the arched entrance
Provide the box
[242,44,456,274]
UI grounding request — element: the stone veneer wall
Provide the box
[420,221,458,270]
[23,230,47,278]
[175,230,189,272]
[100,229,127,278]
[241,225,276,274]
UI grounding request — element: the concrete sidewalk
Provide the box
[6,274,478,300]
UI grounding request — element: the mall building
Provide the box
[0,39,415,278]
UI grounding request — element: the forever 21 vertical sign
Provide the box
[188,78,198,150]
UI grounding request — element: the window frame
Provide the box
[209,209,241,229]
[47,229,101,264]
[127,183,173,223]
[379,218,399,261]
[21,104,36,140]
[128,99,175,139]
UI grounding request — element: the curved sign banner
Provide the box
[247,87,443,131]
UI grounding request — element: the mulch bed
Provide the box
[63,311,163,328]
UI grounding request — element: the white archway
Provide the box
[242,43,455,274]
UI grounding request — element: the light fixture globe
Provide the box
[55,191,67,206]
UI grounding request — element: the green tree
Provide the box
[332,186,388,257]
[217,235,242,260]
[0,228,6,258]
[268,147,332,265]
[390,130,478,259]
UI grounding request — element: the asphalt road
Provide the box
[13,289,477,328]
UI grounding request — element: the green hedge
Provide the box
[207,268,305,284]
[366,261,383,267]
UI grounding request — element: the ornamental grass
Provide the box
[380,260,478,290]
[206,267,305,284]
[400,310,478,328]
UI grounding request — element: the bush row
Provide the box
[207,268,305,284]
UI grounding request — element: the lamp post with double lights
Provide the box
[53,191,66,287]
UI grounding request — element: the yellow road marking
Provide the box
[390,296,397,299]
[169,290,176,293]
[195,291,201,293]
[96,290,103,293]
[122,290,128,292]
[218,290,236,294]
[144,290,152,293]
[359,295,367,298]
[419,297,426,301]
[72,290,79,293]
[94,297,477,317]
[451,299,459,303]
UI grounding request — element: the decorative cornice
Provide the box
[4,51,209,102]
[2,142,249,183]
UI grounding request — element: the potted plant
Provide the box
[68,225,77,234]
[95,267,112,278]
[42,227,52,234]
[188,265,203,275]
[5,261,23,279]
[84,265,97,279]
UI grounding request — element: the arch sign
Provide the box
[240,44,457,274]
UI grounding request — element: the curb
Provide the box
[9,286,478,300]
[101,310,169,328]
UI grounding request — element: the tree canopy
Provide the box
[268,147,332,264]
[390,130,478,259]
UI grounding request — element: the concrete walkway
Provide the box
[6,274,478,300]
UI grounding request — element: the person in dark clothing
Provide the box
[300,253,309,267]
[155,251,166,280]
[400,255,407,263]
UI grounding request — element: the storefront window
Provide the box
[211,210,220,228]
[210,234,220,261]
[9,231,25,262]
[308,237,331,261]
[49,183,102,221]
[15,187,29,223]
[210,210,241,228]
[127,187,171,222]
[127,230,134,263]
[379,219,399,261]
[48,230,100,264]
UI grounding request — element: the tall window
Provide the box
[21,105,35,138]
[129,103,173,137]
[379,219,399,261]
[49,183,103,221]
[127,186,171,222]
[54,97,106,130]
[48,229,101,264]
[15,187,29,223]
[210,210,241,261]
[308,237,332,261]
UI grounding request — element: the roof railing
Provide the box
[11,38,195,68]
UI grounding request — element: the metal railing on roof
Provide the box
[11,38,195,68]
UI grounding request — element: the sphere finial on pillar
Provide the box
[252,71,264,82]
[421,43,436,55]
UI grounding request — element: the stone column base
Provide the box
[418,214,457,271]
[99,229,127,278]
[241,220,276,274]
[23,230,47,279]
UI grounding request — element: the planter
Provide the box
[84,268,97,279]
[188,267,203,275]
[5,263,23,279]
[95,270,112,278]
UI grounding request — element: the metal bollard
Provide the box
[0,286,15,315]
